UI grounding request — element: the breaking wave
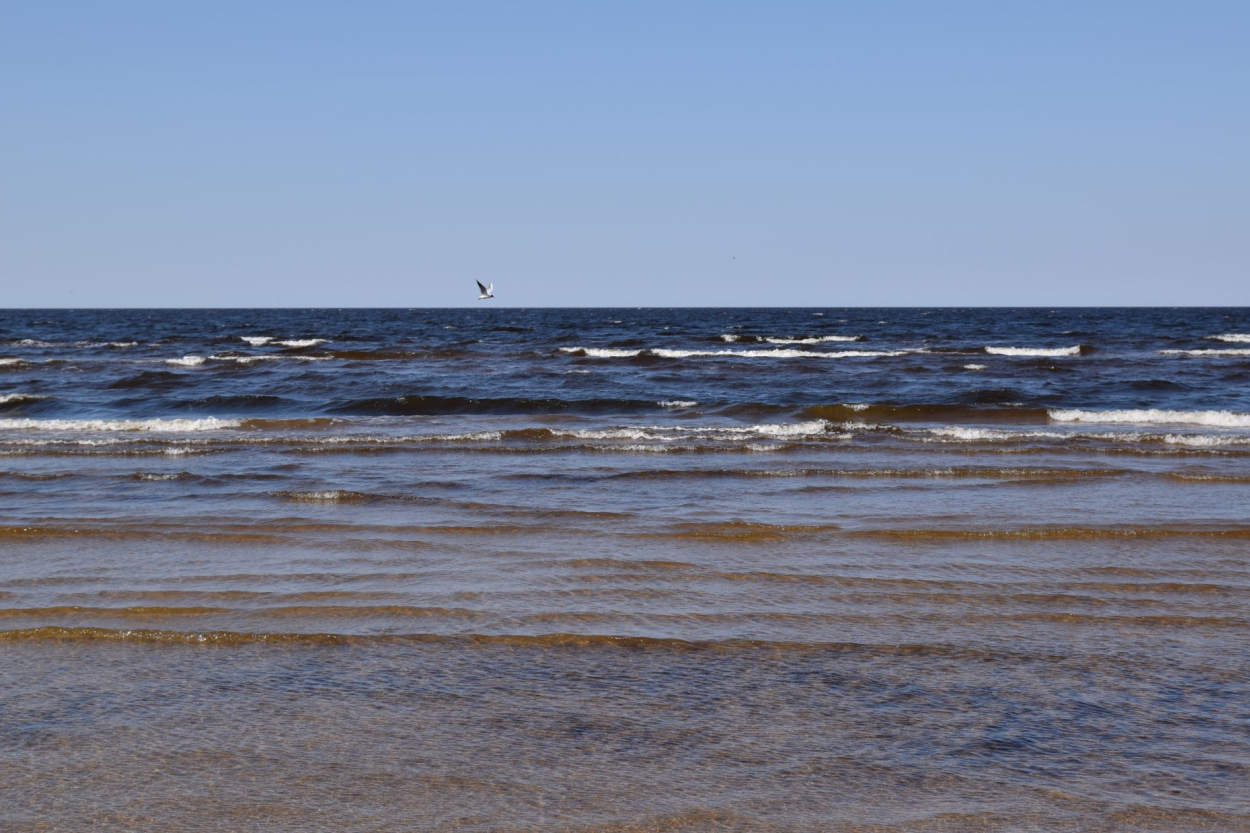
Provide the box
[9,339,137,349]
[721,334,862,344]
[0,417,241,433]
[562,347,910,359]
[270,489,379,503]
[208,354,332,365]
[764,335,862,344]
[275,339,329,348]
[1161,349,1250,357]
[985,346,1082,357]
[555,420,834,441]
[1049,409,1250,428]
[921,425,1250,448]
[0,393,47,407]
[237,336,329,347]
[560,347,640,358]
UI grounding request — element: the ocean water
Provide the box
[2,307,1249,831]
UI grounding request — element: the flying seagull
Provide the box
[476,281,495,300]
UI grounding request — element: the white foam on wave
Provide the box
[560,427,661,441]
[659,400,698,409]
[276,490,362,501]
[240,337,327,348]
[920,425,1249,448]
[604,444,681,453]
[1161,349,1250,357]
[0,417,241,433]
[985,346,1081,357]
[166,355,206,367]
[561,346,909,359]
[963,364,987,371]
[432,431,505,442]
[1160,433,1248,447]
[1212,334,1250,343]
[547,420,835,444]
[560,347,641,358]
[275,339,328,348]
[653,348,907,359]
[14,339,138,348]
[764,335,861,344]
[588,441,811,454]
[926,426,1057,442]
[0,393,47,405]
[720,334,861,344]
[1049,408,1250,428]
[209,354,332,365]
[730,420,832,437]
[0,358,26,367]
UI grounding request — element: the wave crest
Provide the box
[0,417,240,432]
[1049,409,1250,428]
[562,347,909,359]
[985,346,1082,357]
[0,394,48,406]
[1161,349,1250,357]
[720,334,862,344]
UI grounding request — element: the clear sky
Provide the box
[2,1,1247,307]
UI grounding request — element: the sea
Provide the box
[1,307,1248,831]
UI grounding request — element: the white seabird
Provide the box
[476,281,495,300]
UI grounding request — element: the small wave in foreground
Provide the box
[1049,408,1250,428]
[0,417,241,432]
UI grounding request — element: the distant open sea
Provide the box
[2,308,1249,830]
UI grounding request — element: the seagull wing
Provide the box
[486,283,493,294]
[476,280,488,295]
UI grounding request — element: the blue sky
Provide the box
[2,1,1247,306]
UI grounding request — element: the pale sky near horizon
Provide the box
[2,1,1248,307]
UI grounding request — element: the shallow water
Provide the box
[2,308,1249,830]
